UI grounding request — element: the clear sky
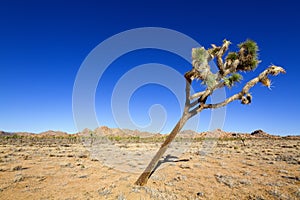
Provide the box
[0,0,299,135]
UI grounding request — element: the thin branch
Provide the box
[203,65,286,109]
[216,40,231,72]
[203,93,241,109]
[222,59,239,77]
[199,89,212,102]
[188,91,210,117]
[189,104,204,118]
[189,99,200,108]
[190,91,206,100]
[206,44,219,61]
[185,68,204,81]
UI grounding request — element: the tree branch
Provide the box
[222,59,240,77]
[216,40,231,72]
[203,65,286,109]
[208,40,231,73]
[190,91,206,100]
[184,74,192,107]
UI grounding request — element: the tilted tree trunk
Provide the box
[135,112,190,186]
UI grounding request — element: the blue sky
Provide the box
[0,0,299,135]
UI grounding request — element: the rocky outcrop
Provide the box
[0,131,13,136]
[38,130,68,137]
[250,129,278,138]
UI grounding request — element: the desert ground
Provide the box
[0,129,299,200]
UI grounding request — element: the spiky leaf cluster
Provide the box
[236,39,260,71]
[192,47,209,71]
[203,73,218,89]
[223,73,243,87]
[238,40,258,55]
[226,52,238,61]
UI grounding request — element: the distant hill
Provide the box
[0,131,33,137]
[79,126,161,138]
[0,127,298,139]
[38,130,68,137]
[78,126,283,139]
[0,131,14,136]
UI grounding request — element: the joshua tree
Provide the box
[135,39,286,186]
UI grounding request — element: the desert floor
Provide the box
[0,138,299,200]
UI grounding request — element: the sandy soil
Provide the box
[0,138,299,200]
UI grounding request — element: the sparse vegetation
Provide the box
[0,135,299,199]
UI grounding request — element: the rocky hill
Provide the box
[38,130,68,137]
[76,126,285,139]
[0,126,297,139]
[0,131,13,136]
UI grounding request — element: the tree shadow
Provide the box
[149,154,190,178]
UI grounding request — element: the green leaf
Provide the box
[230,73,243,82]
[202,73,217,89]
[237,39,260,71]
[226,52,238,61]
[223,73,243,87]
[192,47,208,64]
[238,39,259,56]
